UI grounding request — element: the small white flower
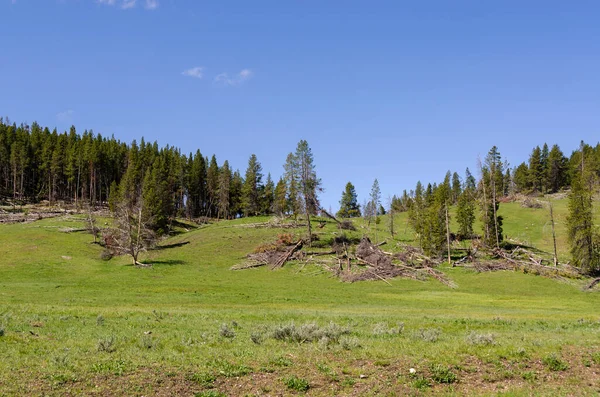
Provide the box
[409,368,416,374]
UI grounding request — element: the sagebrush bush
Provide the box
[97,336,116,353]
[466,331,495,345]
[219,323,235,338]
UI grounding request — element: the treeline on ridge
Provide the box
[0,118,318,234]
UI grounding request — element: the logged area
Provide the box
[1,202,599,396]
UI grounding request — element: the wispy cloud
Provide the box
[182,66,204,79]
[214,69,253,86]
[56,109,75,123]
[97,0,158,10]
[144,0,158,10]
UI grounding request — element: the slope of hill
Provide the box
[0,199,599,395]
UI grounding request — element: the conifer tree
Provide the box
[273,177,288,216]
[480,146,504,248]
[293,140,321,244]
[338,181,361,218]
[229,170,244,218]
[546,144,567,193]
[513,162,529,192]
[456,183,475,238]
[283,152,301,218]
[408,181,425,249]
[206,155,219,217]
[528,146,544,192]
[217,160,231,219]
[261,173,274,215]
[367,179,381,225]
[567,143,598,273]
[242,154,263,216]
[451,172,461,204]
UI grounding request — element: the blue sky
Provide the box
[1,1,600,211]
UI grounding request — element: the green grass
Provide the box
[0,201,599,395]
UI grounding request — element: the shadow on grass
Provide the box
[154,241,190,250]
[151,259,186,266]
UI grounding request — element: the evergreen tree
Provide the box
[337,181,360,218]
[260,173,274,215]
[456,185,475,238]
[451,172,461,204]
[242,154,263,216]
[206,155,219,217]
[540,143,549,191]
[217,160,231,219]
[465,167,476,191]
[187,150,206,217]
[283,152,301,218]
[408,181,426,249]
[513,162,530,192]
[567,143,599,273]
[273,177,288,216]
[293,140,321,244]
[546,144,567,193]
[480,146,504,247]
[528,146,544,192]
[229,170,244,218]
[367,179,381,225]
[422,175,449,257]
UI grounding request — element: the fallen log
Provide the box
[272,240,303,269]
[231,262,267,270]
[586,278,600,290]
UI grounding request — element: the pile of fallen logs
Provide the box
[453,245,583,280]
[233,236,457,288]
[233,234,597,288]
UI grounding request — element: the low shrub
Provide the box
[284,375,310,392]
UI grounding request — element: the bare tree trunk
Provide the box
[549,200,558,267]
[445,202,451,264]
[492,182,499,249]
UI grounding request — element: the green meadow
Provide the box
[1,198,599,396]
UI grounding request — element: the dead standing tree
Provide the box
[107,198,156,266]
[293,140,321,246]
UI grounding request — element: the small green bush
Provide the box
[430,364,457,384]
[284,375,310,392]
[413,376,431,389]
[543,354,568,371]
[186,372,216,387]
[194,391,226,397]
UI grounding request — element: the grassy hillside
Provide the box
[0,198,599,396]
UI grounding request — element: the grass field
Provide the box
[1,198,599,396]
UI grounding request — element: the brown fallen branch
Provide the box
[365,269,393,286]
[231,262,267,270]
[271,240,303,269]
[303,250,336,256]
[319,207,341,224]
[586,278,600,290]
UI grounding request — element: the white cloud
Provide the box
[214,69,253,86]
[96,0,158,10]
[144,0,158,10]
[121,0,136,9]
[56,109,75,123]
[182,66,204,79]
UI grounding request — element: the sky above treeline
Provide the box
[1,1,600,211]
